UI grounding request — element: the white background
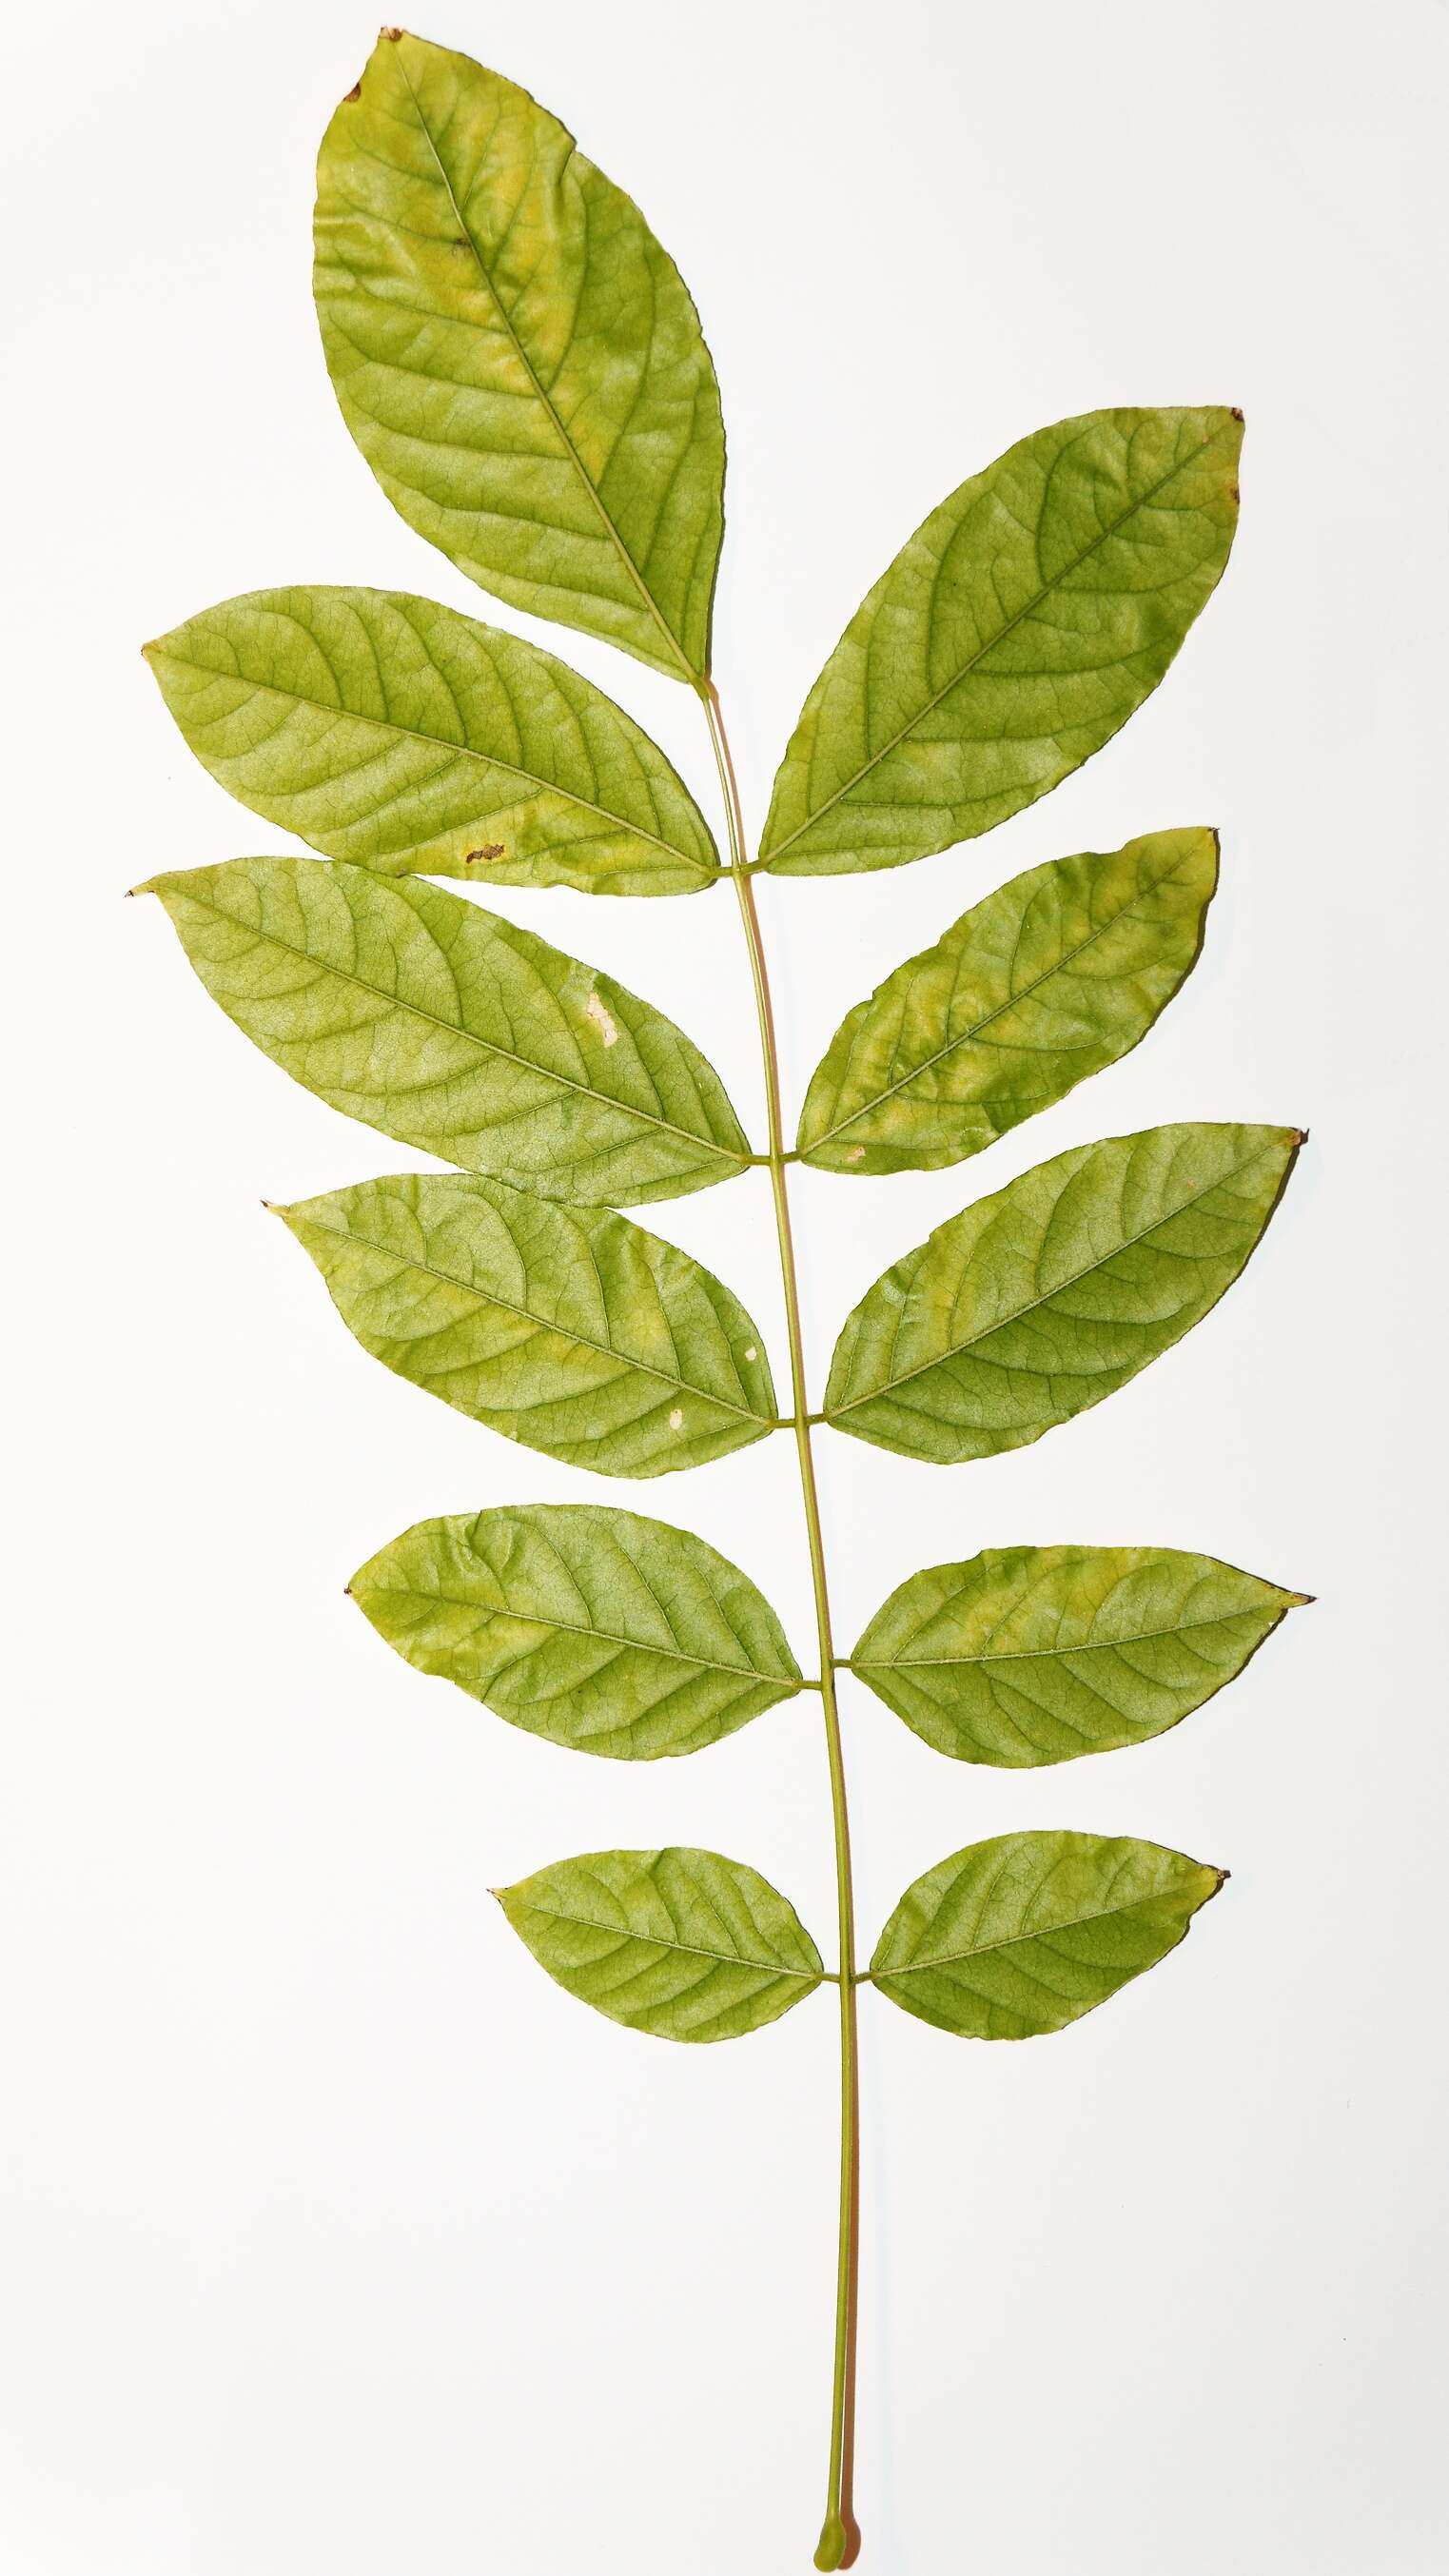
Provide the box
[3,2,1445,2569]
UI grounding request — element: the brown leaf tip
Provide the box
[1230,405,1244,422]
[343,80,362,103]
[380,23,404,38]
[1292,1127,1310,1148]
[465,844,506,865]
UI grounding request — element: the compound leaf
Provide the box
[350,1503,803,1758]
[798,828,1217,1173]
[275,1172,776,1477]
[870,1830,1224,2037]
[142,857,750,1208]
[760,406,1242,877]
[824,1120,1301,1463]
[495,1847,824,2039]
[144,588,719,896]
[314,29,725,682]
[851,1544,1310,1766]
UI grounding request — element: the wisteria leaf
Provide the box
[349,1503,804,1758]
[141,857,750,1207]
[495,1847,824,2039]
[824,1121,1302,1463]
[797,829,1218,1173]
[870,1830,1224,2037]
[851,1544,1310,1766]
[144,588,719,895]
[314,29,724,681]
[275,1172,776,1478]
[760,406,1242,877]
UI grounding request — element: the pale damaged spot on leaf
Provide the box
[744,1345,756,1361]
[669,1407,685,1430]
[845,1145,866,1165]
[585,993,619,1047]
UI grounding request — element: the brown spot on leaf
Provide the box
[380,24,404,38]
[1229,483,1240,503]
[1230,406,1244,422]
[343,80,362,102]
[464,844,506,865]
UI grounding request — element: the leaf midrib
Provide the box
[392,46,695,682]
[828,1134,1279,1417]
[169,876,744,1175]
[289,1203,770,1425]
[765,426,1224,862]
[852,1603,1276,1672]
[381,1574,799,1689]
[514,1896,820,1981]
[805,843,1202,1151]
[156,649,715,875]
[874,1880,1205,1977]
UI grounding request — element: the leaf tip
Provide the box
[127,876,159,899]
[1230,405,1244,423]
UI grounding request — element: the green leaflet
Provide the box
[495,1848,824,2039]
[851,1544,1310,1766]
[314,30,724,683]
[797,829,1218,1174]
[870,1830,1224,2037]
[824,1121,1301,1463]
[759,407,1242,878]
[275,1173,776,1477]
[144,588,719,896]
[141,857,750,1208]
[350,1504,803,1758]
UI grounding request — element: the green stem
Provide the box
[700,681,862,2572]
